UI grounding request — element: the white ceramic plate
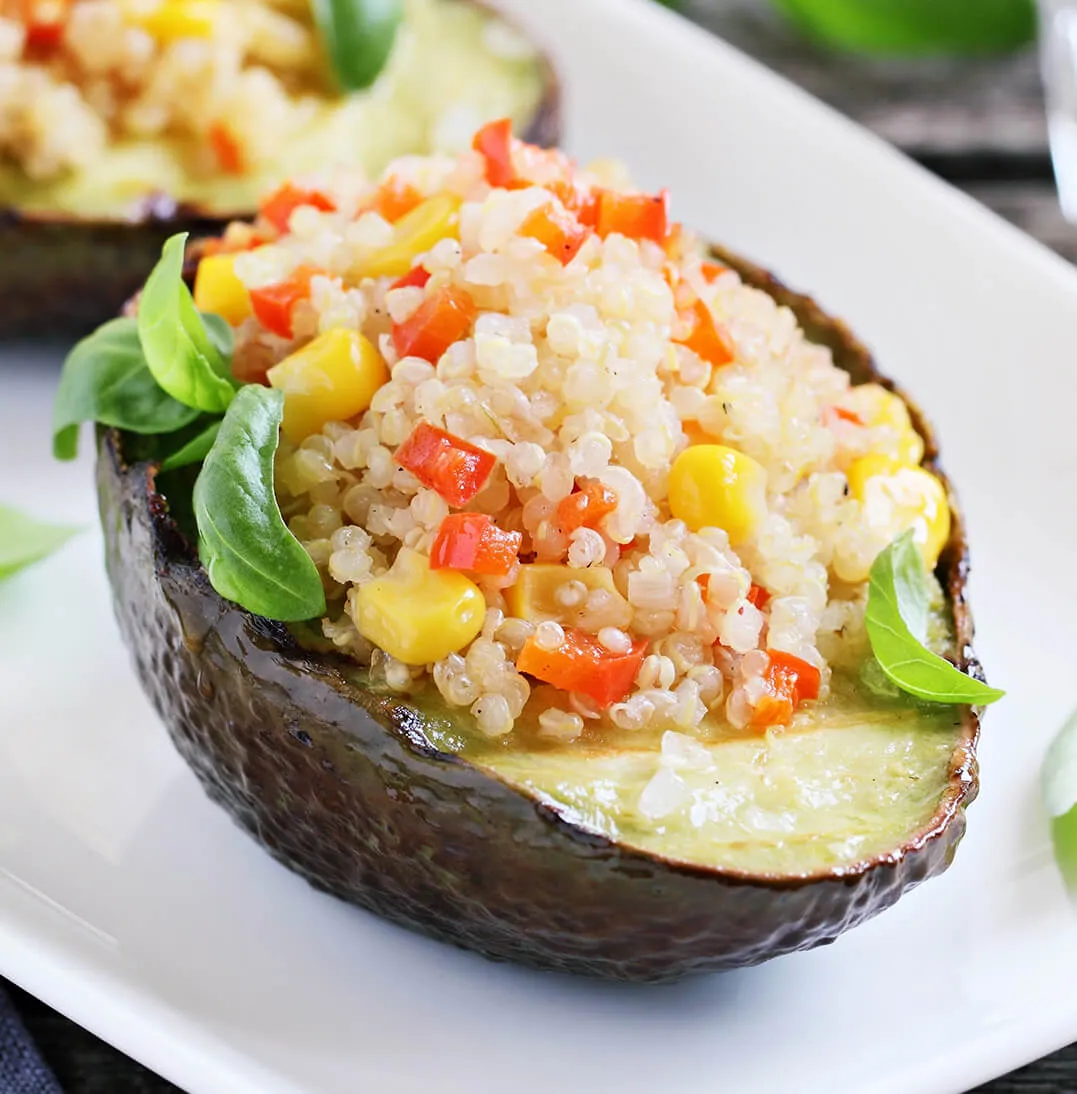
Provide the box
[3,2,1077,1091]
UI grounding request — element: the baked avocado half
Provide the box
[0,0,558,338]
[64,128,998,981]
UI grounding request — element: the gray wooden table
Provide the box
[8,3,1077,1092]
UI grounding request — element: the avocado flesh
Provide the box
[0,0,547,220]
[92,244,982,980]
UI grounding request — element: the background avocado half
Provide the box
[0,0,560,340]
[92,243,983,982]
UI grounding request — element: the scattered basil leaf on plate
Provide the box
[160,420,222,473]
[0,504,81,582]
[193,386,326,622]
[52,317,201,460]
[1042,708,1077,889]
[865,530,1004,705]
[312,0,402,91]
[138,233,237,414]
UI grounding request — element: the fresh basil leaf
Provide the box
[193,386,325,622]
[1042,709,1077,888]
[52,317,201,460]
[201,311,235,375]
[312,0,402,91]
[160,420,221,472]
[865,530,1005,705]
[138,234,236,414]
[0,504,81,582]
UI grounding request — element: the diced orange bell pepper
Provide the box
[751,649,821,729]
[833,406,864,425]
[676,300,735,368]
[549,179,600,229]
[249,265,320,339]
[368,177,424,223]
[519,203,591,265]
[390,265,431,291]
[395,422,496,507]
[473,117,516,187]
[517,627,648,707]
[596,188,669,244]
[259,183,337,235]
[556,478,618,534]
[701,260,727,282]
[746,583,770,609]
[208,121,244,176]
[429,513,522,576]
[391,285,476,364]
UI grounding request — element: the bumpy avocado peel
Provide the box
[95,246,982,982]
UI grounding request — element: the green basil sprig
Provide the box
[138,233,237,414]
[311,0,403,92]
[53,318,201,460]
[865,530,1004,705]
[0,504,81,582]
[1043,709,1077,889]
[193,386,326,622]
[160,421,222,473]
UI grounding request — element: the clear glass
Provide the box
[1039,0,1077,222]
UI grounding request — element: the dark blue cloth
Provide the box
[0,985,62,1094]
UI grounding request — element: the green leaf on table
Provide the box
[138,233,237,414]
[770,0,1035,55]
[52,317,201,460]
[1042,709,1077,889]
[865,530,1005,705]
[193,385,325,622]
[0,505,81,582]
[311,0,403,91]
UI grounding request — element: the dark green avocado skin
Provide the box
[0,32,561,342]
[93,247,981,982]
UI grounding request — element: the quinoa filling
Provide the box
[184,121,955,743]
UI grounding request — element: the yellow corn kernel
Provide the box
[352,548,485,665]
[505,564,629,628]
[192,254,252,326]
[133,0,220,40]
[667,444,767,544]
[267,328,388,444]
[843,383,924,465]
[357,194,461,279]
[847,457,951,569]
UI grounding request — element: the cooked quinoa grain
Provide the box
[194,121,952,740]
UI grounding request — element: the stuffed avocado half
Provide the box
[0,0,558,336]
[63,122,1000,980]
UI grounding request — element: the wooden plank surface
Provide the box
[7,4,1077,1093]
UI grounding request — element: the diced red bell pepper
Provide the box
[259,183,337,235]
[22,0,68,48]
[473,118,516,187]
[368,177,424,223]
[519,203,591,265]
[208,121,245,176]
[429,513,522,576]
[746,583,770,609]
[517,627,648,708]
[751,650,821,729]
[596,188,669,244]
[391,285,476,364]
[249,265,319,339]
[676,300,735,368]
[556,478,618,534]
[390,265,431,291]
[395,422,496,507]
